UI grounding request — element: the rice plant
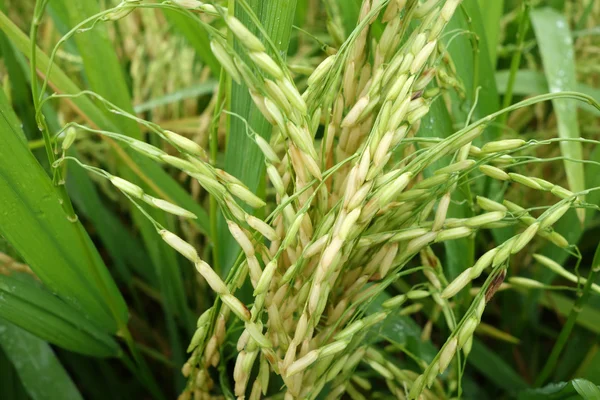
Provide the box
[1,0,600,399]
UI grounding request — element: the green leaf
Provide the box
[0,15,37,142]
[59,352,139,400]
[477,0,503,66]
[520,10,600,314]
[495,69,600,117]
[518,379,600,400]
[530,8,585,205]
[133,81,217,113]
[572,379,600,399]
[575,348,600,385]
[218,0,298,273]
[419,98,455,174]
[518,382,578,400]
[0,81,127,333]
[0,345,29,400]
[445,0,501,142]
[0,318,84,400]
[331,0,360,38]
[553,330,596,382]
[0,274,119,357]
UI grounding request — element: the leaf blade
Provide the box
[0,318,84,400]
[0,274,119,357]
[477,0,504,66]
[495,69,600,117]
[530,8,585,203]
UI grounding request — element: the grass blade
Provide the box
[517,382,578,400]
[445,0,500,142]
[530,8,585,216]
[0,274,119,357]
[518,379,600,400]
[133,81,217,113]
[575,349,600,384]
[367,293,438,361]
[331,0,360,38]
[499,1,530,127]
[61,1,138,136]
[0,13,37,141]
[572,379,600,398]
[59,352,139,400]
[0,346,29,400]
[477,0,504,66]
[538,293,600,335]
[0,318,84,400]
[495,69,600,117]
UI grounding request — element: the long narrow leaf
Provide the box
[445,0,500,142]
[518,379,600,400]
[530,8,585,208]
[0,274,119,357]
[0,318,84,400]
[0,346,29,400]
[495,69,600,117]
[537,292,600,335]
[477,0,504,66]
[134,81,217,113]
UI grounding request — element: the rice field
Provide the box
[0,1,600,399]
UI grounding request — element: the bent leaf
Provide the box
[0,86,127,333]
[0,274,119,357]
[495,69,600,117]
[0,318,84,400]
